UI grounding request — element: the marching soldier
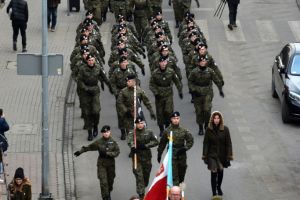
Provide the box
[188,55,224,135]
[74,125,120,200]
[117,75,156,139]
[77,54,112,141]
[149,56,183,134]
[157,111,194,186]
[85,0,102,25]
[127,117,159,199]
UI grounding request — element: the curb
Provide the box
[62,76,77,200]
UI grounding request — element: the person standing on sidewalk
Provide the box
[202,111,233,198]
[47,0,60,32]
[8,167,32,200]
[227,0,240,30]
[74,125,120,200]
[6,0,29,52]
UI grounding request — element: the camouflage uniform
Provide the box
[77,61,111,137]
[133,0,152,40]
[127,126,158,196]
[76,136,120,199]
[110,0,127,21]
[172,0,191,25]
[85,0,102,25]
[148,0,162,14]
[149,67,182,130]
[117,86,155,132]
[188,65,223,132]
[157,123,194,186]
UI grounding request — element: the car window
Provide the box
[290,54,300,75]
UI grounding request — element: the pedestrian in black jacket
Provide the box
[47,0,60,32]
[227,0,240,30]
[6,0,28,52]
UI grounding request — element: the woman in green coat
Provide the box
[202,111,233,198]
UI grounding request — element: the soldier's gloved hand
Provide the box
[219,89,225,98]
[176,146,188,156]
[179,92,183,99]
[131,147,137,154]
[137,144,147,150]
[150,112,156,120]
[74,151,81,157]
[141,68,145,76]
[100,81,105,91]
[157,154,162,163]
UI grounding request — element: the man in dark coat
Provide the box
[0,108,9,152]
[7,0,29,52]
[47,0,60,32]
[202,111,233,198]
[227,0,240,30]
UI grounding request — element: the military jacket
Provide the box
[80,136,120,163]
[149,67,182,97]
[188,67,222,96]
[77,63,110,95]
[158,124,194,159]
[109,61,137,77]
[70,44,100,64]
[156,20,172,42]
[110,66,137,96]
[127,128,158,160]
[117,86,154,116]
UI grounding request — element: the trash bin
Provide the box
[69,0,80,12]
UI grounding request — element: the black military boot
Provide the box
[159,125,164,137]
[139,193,144,200]
[198,124,204,135]
[93,126,98,137]
[102,13,107,22]
[87,130,93,141]
[175,20,179,28]
[13,41,17,51]
[120,129,126,140]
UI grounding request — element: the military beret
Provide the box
[198,54,209,62]
[86,54,95,60]
[187,26,195,32]
[117,33,126,39]
[148,16,155,21]
[119,56,127,63]
[155,31,164,38]
[155,11,162,16]
[170,111,180,118]
[154,25,162,30]
[184,11,191,18]
[160,45,168,52]
[80,45,89,51]
[85,21,93,27]
[80,35,88,41]
[126,74,136,81]
[85,10,93,16]
[118,48,127,55]
[197,42,208,50]
[101,125,110,133]
[83,18,91,25]
[80,28,88,33]
[135,116,145,123]
[117,39,125,45]
[80,48,90,54]
[189,31,198,38]
[118,25,126,32]
[159,56,168,62]
[118,15,125,22]
[150,20,158,27]
[156,40,165,47]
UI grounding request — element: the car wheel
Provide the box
[281,98,291,123]
[271,75,278,98]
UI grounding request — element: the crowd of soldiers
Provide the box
[70,2,226,200]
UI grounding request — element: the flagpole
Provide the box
[133,85,137,169]
[167,131,173,199]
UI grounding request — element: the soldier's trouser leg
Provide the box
[133,161,145,195]
[91,93,101,127]
[98,161,115,198]
[203,94,213,124]
[172,0,182,22]
[142,159,152,187]
[93,6,102,25]
[107,162,116,192]
[155,97,165,127]
[172,158,180,186]
[124,116,134,134]
[178,155,187,183]
[115,100,124,129]
[164,95,174,126]
[101,0,109,21]
[81,93,93,130]
[193,96,205,126]
[181,0,191,21]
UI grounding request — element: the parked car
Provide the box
[271,43,300,123]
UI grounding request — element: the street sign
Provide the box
[17,53,63,76]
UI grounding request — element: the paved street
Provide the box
[1,0,300,200]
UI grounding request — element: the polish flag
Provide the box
[144,151,169,200]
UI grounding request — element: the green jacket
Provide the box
[158,124,194,159]
[110,66,137,96]
[149,67,182,97]
[127,128,158,160]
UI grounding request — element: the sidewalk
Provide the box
[0,1,83,199]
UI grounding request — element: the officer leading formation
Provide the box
[71,2,233,199]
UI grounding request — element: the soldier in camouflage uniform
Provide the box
[148,0,162,15]
[149,56,183,134]
[157,111,194,186]
[77,54,112,141]
[74,125,120,200]
[85,0,102,25]
[117,75,156,139]
[133,0,152,42]
[154,11,172,43]
[188,55,224,135]
[76,11,100,34]
[110,0,127,21]
[127,117,159,199]
[111,15,139,39]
